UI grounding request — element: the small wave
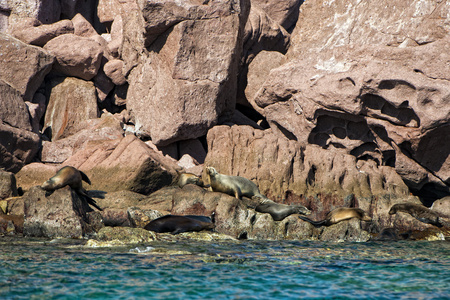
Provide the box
[129,246,155,253]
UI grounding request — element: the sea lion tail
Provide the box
[80,171,91,185]
[298,215,325,227]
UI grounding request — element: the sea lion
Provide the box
[298,207,372,227]
[253,197,311,221]
[144,214,215,234]
[205,167,270,201]
[41,166,102,211]
[177,172,207,188]
[389,203,443,227]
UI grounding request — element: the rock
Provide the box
[0,213,24,235]
[0,121,41,173]
[252,0,302,30]
[2,196,24,215]
[103,59,126,85]
[0,170,18,199]
[43,77,99,141]
[95,226,157,244]
[15,163,59,193]
[127,207,164,228]
[23,186,103,238]
[0,79,32,131]
[0,34,54,101]
[8,0,61,25]
[99,208,131,227]
[252,37,450,200]
[26,91,46,133]
[126,0,250,145]
[62,135,179,195]
[41,114,124,163]
[9,17,74,46]
[97,0,122,24]
[431,196,450,218]
[244,50,286,114]
[43,34,103,80]
[288,0,450,60]
[71,13,97,37]
[242,4,290,63]
[92,68,115,104]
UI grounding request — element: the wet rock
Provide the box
[95,226,157,244]
[0,34,54,101]
[23,186,103,238]
[0,213,23,235]
[44,34,103,80]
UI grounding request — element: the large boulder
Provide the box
[7,0,61,25]
[0,122,40,172]
[43,77,99,141]
[125,0,250,145]
[9,17,74,46]
[23,186,103,238]
[0,34,54,101]
[0,170,18,199]
[43,34,103,80]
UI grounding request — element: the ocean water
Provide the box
[1,237,449,299]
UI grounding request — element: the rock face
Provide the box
[0,34,54,101]
[1,0,449,241]
[126,0,250,145]
[23,186,103,238]
[43,77,99,141]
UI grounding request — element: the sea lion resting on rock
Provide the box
[205,167,270,201]
[177,172,208,188]
[144,214,215,235]
[253,196,311,221]
[298,207,371,227]
[41,166,102,211]
[389,203,448,228]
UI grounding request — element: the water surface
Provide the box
[1,237,449,299]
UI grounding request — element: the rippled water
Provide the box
[1,237,449,299]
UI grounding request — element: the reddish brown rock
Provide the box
[41,114,124,163]
[71,13,97,37]
[43,77,99,141]
[44,34,103,80]
[0,80,32,131]
[288,0,450,60]
[0,170,18,199]
[8,0,61,25]
[23,186,103,238]
[252,0,302,30]
[0,34,54,101]
[0,122,40,173]
[103,59,126,86]
[62,135,179,195]
[9,17,74,46]
[125,0,250,145]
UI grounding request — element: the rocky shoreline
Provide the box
[1,0,449,242]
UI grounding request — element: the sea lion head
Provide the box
[389,204,402,215]
[298,205,312,216]
[206,166,218,177]
[41,178,56,191]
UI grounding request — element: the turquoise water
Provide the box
[1,237,449,299]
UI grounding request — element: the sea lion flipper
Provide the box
[80,171,91,185]
[81,192,102,211]
[298,215,325,227]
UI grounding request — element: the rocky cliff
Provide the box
[0,0,449,241]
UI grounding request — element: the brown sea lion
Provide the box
[254,197,311,221]
[205,167,270,201]
[42,166,102,211]
[298,207,372,227]
[144,214,215,235]
[177,172,207,188]
[389,203,443,227]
